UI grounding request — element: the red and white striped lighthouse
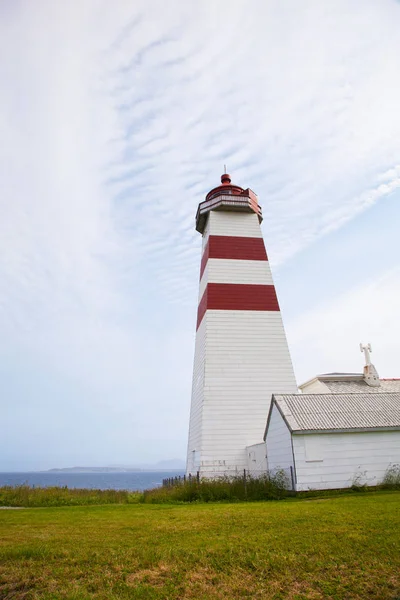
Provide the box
[186,174,297,476]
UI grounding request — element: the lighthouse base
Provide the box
[187,450,247,479]
[186,310,298,479]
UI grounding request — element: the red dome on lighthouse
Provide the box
[196,173,263,233]
[205,173,245,202]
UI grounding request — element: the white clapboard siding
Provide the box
[208,211,263,238]
[199,311,297,472]
[185,317,206,474]
[201,217,210,250]
[293,430,400,491]
[265,403,294,473]
[246,443,268,475]
[199,259,274,301]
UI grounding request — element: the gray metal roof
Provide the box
[271,392,400,433]
[319,372,364,378]
[323,379,400,394]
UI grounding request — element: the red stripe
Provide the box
[209,236,267,261]
[196,283,280,329]
[200,239,209,279]
[200,236,267,280]
[197,287,209,329]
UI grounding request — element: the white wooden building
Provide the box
[264,390,400,491]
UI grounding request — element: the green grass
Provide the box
[0,485,142,507]
[0,491,399,599]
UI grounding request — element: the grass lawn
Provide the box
[0,491,399,599]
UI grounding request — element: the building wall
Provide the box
[246,442,267,475]
[265,403,294,474]
[186,317,206,474]
[200,310,296,473]
[293,430,400,490]
[299,379,330,394]
[187,209,297,476]
[199,259,274,301]
[206,211,264,240]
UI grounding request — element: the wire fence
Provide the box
[163,467,294,491]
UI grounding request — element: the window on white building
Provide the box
[304,436,323,462]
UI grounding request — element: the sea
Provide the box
[0,471,185,492]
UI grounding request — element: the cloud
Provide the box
[287,267,400,383]
[100,0,400,294]
[1,0,400,468]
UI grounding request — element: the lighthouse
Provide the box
[186,173,298,477]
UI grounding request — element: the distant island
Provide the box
[46,459,186,473]
[47,467,142,473]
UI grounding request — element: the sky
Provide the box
[1,0,400,471]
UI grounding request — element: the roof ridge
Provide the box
[277,391,400,397]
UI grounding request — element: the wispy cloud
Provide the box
[1,0,400,468]
[287,267,400,382]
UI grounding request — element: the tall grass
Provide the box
[381,464,400,489]
[0,485,141,507]
[1,466,398,507]
[0,473,290,507]
[141,471,290,503]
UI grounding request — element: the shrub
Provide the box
[381,464,400,489]
[351,470,368,492]
[141,471,291,504]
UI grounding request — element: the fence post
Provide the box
[196,471,200,485]
[244,469,248,500]
[183,475,186,484]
